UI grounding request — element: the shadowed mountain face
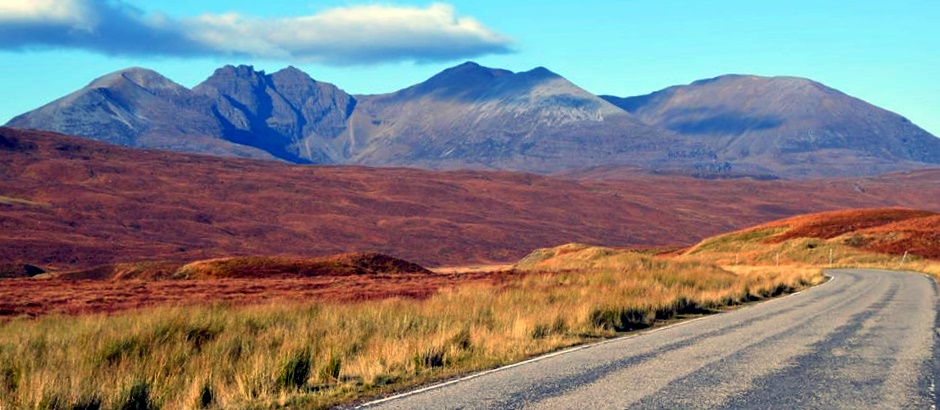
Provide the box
[8,65,940,178]
[601,75,940,177]
[8,65,357,164]
[6,67,277,160]
[194,65,356,163]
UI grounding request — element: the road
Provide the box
[358,269,940,409]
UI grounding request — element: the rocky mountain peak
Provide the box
[400,61,512,98]
[216,64,264,78]
[86,67,187,96]
[271,66,312,81]
[519,66,561,80]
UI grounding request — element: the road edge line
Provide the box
[356,270,835,408]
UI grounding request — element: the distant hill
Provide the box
[55,253,431,281]
[601,75,940,178]
[684,207,940,263]
[3,127,940,270]
[8,64,940,178]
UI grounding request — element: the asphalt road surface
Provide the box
[358,269,939,409]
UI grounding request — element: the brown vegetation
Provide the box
[681,207,940,276]
[10,206,935,409]
[757,208,938,243]
[730,208,940,260]
[3,128,940,271]
[0,243,821,409]
[0,253,513,317]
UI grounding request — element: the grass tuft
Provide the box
[277,349,312,391]
[72,395,103,410]
[118,380,155,410]
[319,353,342,383]
[197,381,214,409]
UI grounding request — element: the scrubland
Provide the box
[3,207,936,409]
[0,246,821,409]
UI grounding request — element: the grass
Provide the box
[0,248,822,409]
[0,195,50,208]
[678,220,940,282]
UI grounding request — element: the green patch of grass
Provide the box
[0,195,51,208]
[688,227,786,254]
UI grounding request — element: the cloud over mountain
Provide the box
[0,1,513,64]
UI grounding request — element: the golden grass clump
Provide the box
[0,244,824,409]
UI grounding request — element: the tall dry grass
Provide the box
[0,248,823,409]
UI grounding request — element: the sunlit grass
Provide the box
[0,247,822,409]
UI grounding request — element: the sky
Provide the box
[0,0,937,136]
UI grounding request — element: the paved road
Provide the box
[359,269,940,409]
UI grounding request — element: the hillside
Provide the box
[602,75,940,177]
[54,253,431,281]
[686,208,940,262]
[3,127,940,270]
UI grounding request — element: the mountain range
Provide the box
[8,62,940,178]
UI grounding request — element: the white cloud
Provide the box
[0,0,85,23]
[0,1,514,64]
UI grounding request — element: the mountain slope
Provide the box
[602,75,940,177]
[193,65,356,163]
[344,62,716,173]
[6,68,276,160]
[685,208,940,262]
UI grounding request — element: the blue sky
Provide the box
[1,0,937,136]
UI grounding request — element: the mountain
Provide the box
[5,67,276,160]
[7,65,357,163]
[193,65,356,163]
[343,62,715,172]
[8,64,940,178]
[601,75,940,177]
